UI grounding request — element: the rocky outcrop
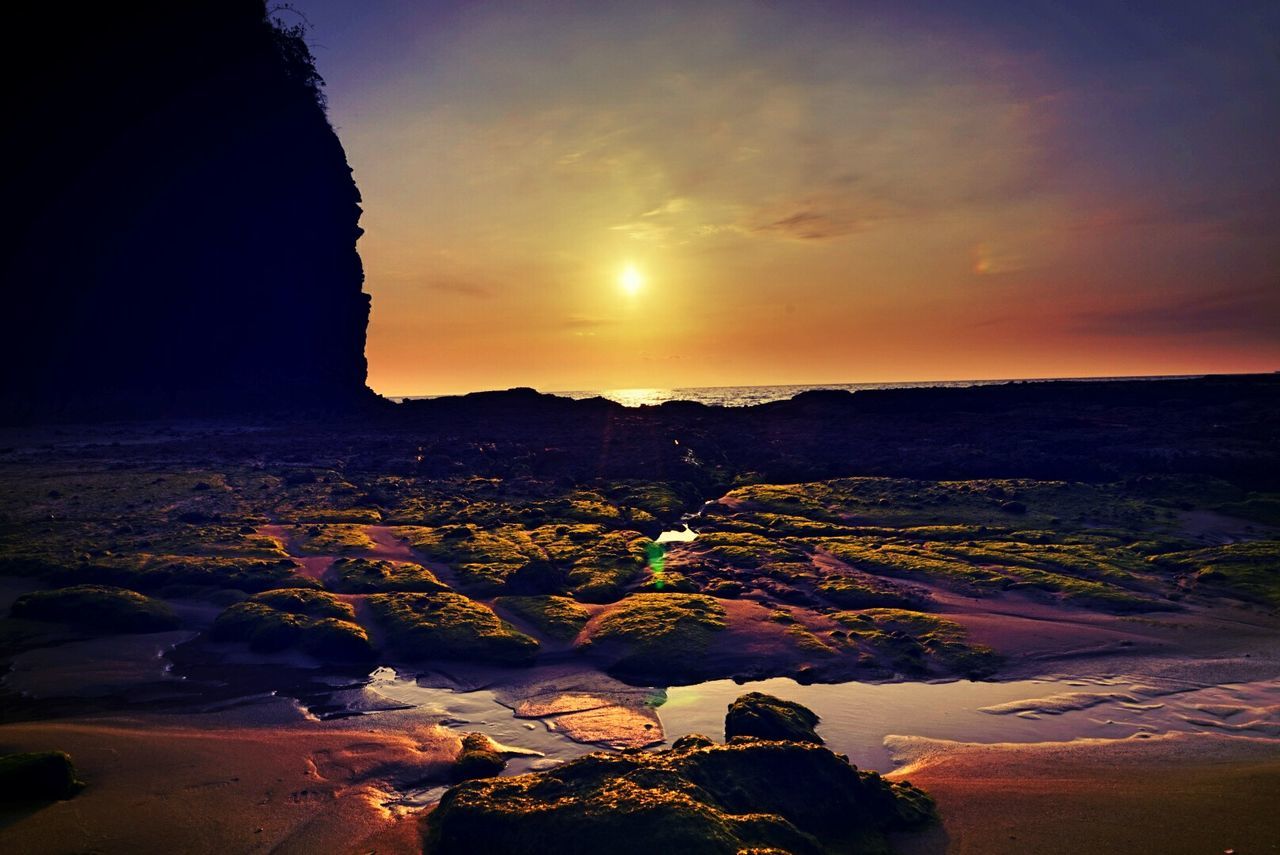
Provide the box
[724,692,824,744]
[424,697,936,854]
[1,1,374,419]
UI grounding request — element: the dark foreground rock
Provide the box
[11,584,180,634]
[725,691,824,744]
[0,752,84,801]
[425,697,934,855]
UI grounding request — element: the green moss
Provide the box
[493,595,591,640]
[56,554,315,594]
[819,537,1160,611]
[291,508,384,524]
[695,532,806,568]
[0,752,85,801]
[452,732,508,782]
[396,524,535,565]
[367,592,539,665]
[1155,541,1280,607]
[328,557,448,593]
[635,570,701,594]
[425,722,934,855]
[248,588,354,620]
[831,608,1001,678]
[583,594,727,676]
[725,692,823,743]
[294,524,377,554]
[10,584,179,633]
[210,592,371,661]
[785,623,839,656]
[816,575,924,609]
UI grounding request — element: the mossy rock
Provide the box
[53,555,314,594]
[210,590,371,661]
[816,575,924,609]
[0,751,85,801]
[328,557,449,593]
[831,608,1001,678]
[425,722,934,854]
[249,588,354,620]
[494,595,590,640]
[10,584,179,633]
[725,692,823,744]
[367,592,539,665]
[582,593,727,678]
[294,524,377,554]
[1155,541,1280,608]
[451,732,508,782]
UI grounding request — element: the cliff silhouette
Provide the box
[0,1,374,419]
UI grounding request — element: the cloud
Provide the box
[561,314,617,331]
[972,242,1026,275]
[423,279,493,298]
[1070,288,1277,338]
[752,210,865,241]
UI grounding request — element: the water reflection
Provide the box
[656,525,698,544]
[599,388,676,407]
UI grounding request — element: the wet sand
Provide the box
[0,703,455,855]
[887,732,1280,855]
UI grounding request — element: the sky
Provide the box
[286,0,1279,397]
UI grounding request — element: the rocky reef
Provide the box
[1,1,373,419]
[0,752,84,802]
[424,693,935,855]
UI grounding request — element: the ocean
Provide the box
[549,374,1205,408]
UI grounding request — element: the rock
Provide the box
[209,590,372,660]
[578,593,727,681]
[451,733,508,782]
[0,752,85,801]
[11,585,180,634]
[724,692,823,744]
[367,592,539,665]
[424,725,934,854]
[328,557,449,593]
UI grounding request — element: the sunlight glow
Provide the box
[619,264,644,296]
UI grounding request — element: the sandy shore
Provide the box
[886,731,1280,855]
[0,703,456,855]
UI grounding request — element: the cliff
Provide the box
[0,1,375,419]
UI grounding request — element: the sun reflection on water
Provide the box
[601,388,676,407]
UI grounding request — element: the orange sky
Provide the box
[296,1,1279,396]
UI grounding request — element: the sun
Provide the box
[619,263,644,296]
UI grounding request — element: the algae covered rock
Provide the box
[0,751,85,801]
[425,700,934,854]
[210,588,372,660]
[580,593,727,679]
[368,591,539,665]
[451,732,508,782]
[494,595,590,640]
[724,692,823,744]
[328,557,449,593]
[10,584,180,633]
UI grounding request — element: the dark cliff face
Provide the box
[1,1,374,419]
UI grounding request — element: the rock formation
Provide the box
[0,1,374,419]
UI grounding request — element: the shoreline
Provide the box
[886,731,1280,854]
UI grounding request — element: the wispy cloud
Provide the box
[1070,288,1276,338]
[752,210,865,241]
[423,279,493,299]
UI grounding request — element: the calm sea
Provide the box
[536,375,1204,408]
